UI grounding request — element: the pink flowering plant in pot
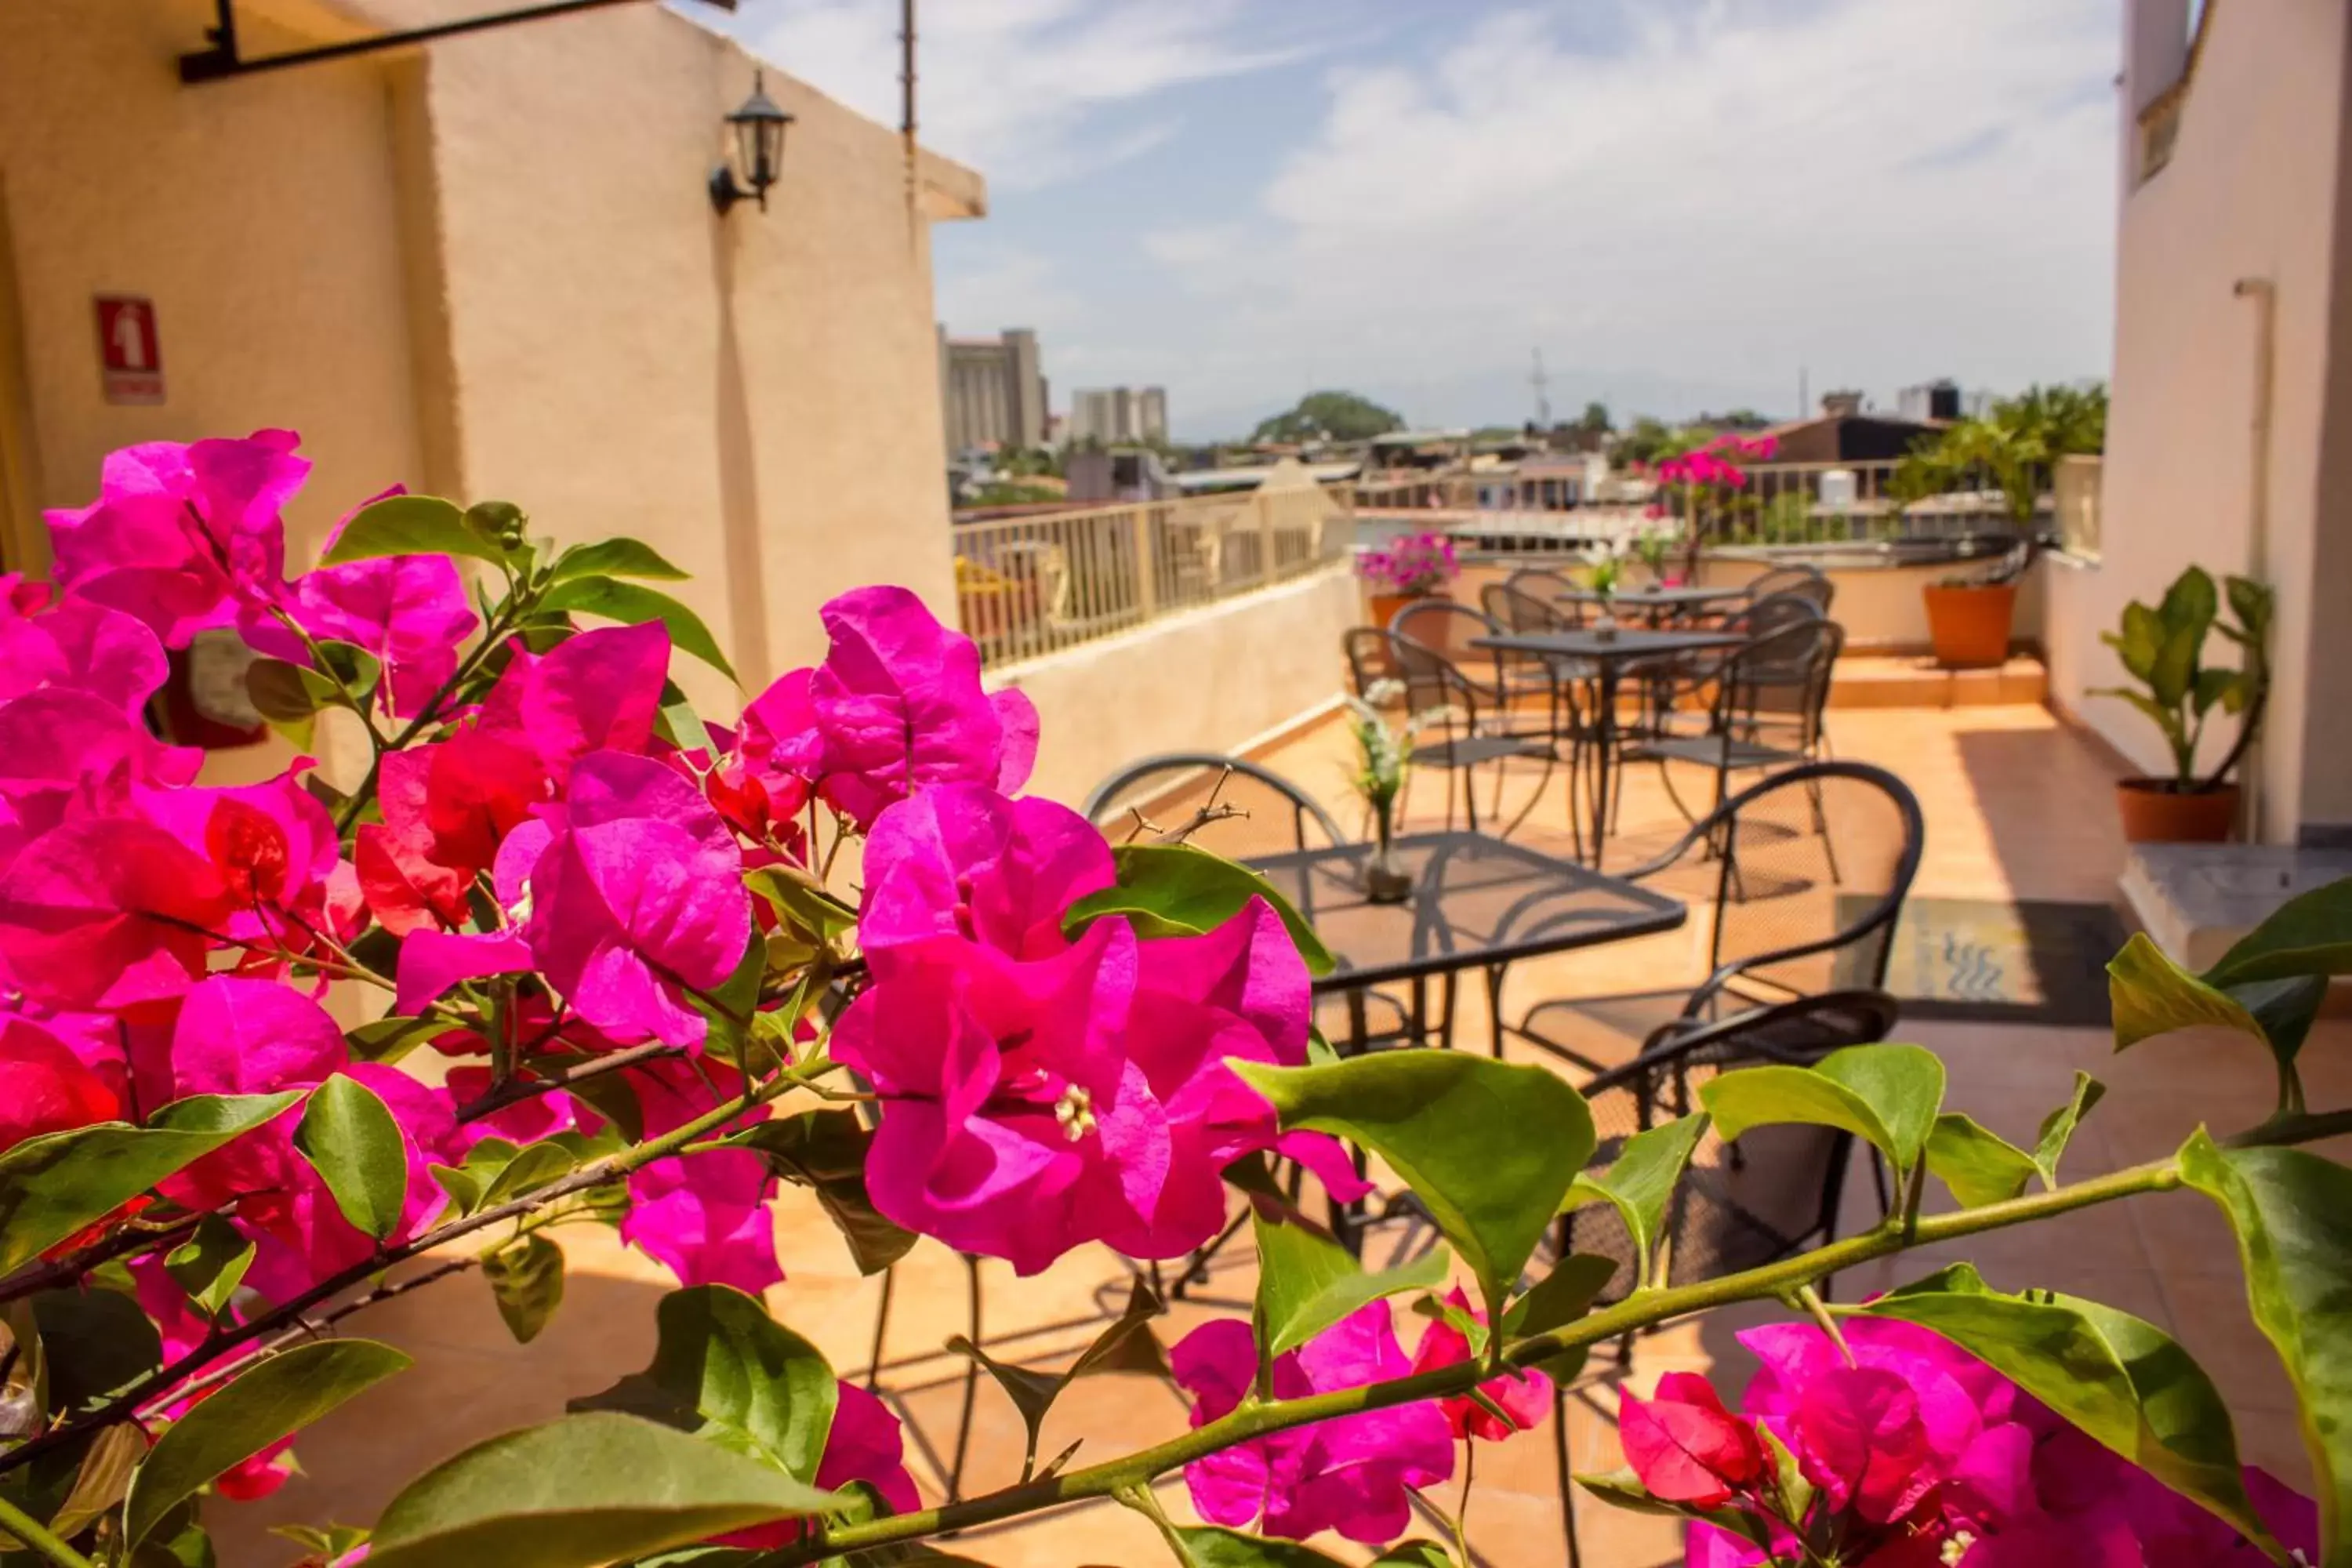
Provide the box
[1653,433,1778,579]
[1,432,2351,1568]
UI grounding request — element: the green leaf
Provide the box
[1857,1260,2281,1557]
[124,1339,412,1546]
[1231,1052,1593,1325]
[292,1076,408,1242]
[1065,842,1337,976]
[721,1112,916,1276]
[548,538,690,586]
[2193,667,2241,717]
[270,1524,372,1563]
[1502,1254,1619,1340]
[2238,976,2332,1077]
[479,1140,578,1208]
[244,657,343,722]
[1561,1115,1707,1271]
[1700,1043,1945,1174]
[1370,1544,1457,1567]
[482,1235,566,1345]
[365,1412,844,1568]
[1175,1526,1352,1567]
[2109,931,2279,1068]
[0,1092,305,1273]
[572,1287,837,1482]
[744,867,859,945]
[689,934,768,1069]
[949,1276,1171,1480]
[165,1215,256,1319]
[2032,1071,2106,1189]
[1251,1207,1450,1358]
[47,1421,147,1540]
[321,495,512,568]
[2203,877,2352,987]
[2180,1132,2352,1562]
[31,1287,158,1416]
[1924,1113,2038,1208]
[347,1014,443,1065]
[538,578,736,681]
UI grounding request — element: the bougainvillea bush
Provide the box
[2,431,2351,1568]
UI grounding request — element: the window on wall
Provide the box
[2054,456,2103,562]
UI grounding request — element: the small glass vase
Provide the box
[1364,811,1413,904]
[1592,606,1619,641]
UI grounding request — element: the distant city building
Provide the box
[1068,385,1169,446]
[938,326,1047,452]
[1898,379,1964,422]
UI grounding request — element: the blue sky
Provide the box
[719,0,2120,441]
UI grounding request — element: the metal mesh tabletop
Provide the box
[1249,831,1686,991]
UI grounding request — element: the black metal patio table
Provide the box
[1245,830,1685,1250]
[1555,583,1751,622]
[1249,829,1686,1054]
[1472,627,1745,871]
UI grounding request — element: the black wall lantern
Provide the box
[710,71,793,214]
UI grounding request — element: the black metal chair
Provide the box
[1546,987,1901,1565]
[1513,760,1922,1072]
[1628,618,1844,825]
[1744,563,1831,606]
[1385,630,1560,840]
[1390,597,1558,713]
[1344,626,1403,705]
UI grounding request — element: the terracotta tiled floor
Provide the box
[210,701,2342,1567]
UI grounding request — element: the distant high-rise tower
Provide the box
[937,325,1049,452]
[1069,385,1170,445]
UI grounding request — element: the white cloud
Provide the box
[1144,0,2119,430]
[724,0,1307,190]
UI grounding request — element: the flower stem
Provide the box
[0,1493,94,1568]
[764,1157,2186,1565]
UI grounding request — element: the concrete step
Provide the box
[1829,653,2047,709]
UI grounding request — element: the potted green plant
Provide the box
[1345,679,1424,901]
[2094,565,2273,842]
[1912,385,2106,667]
[1580,539,1626,639]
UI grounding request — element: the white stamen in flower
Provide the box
[1941,1532,1976,1566]
[1054,1084,1096,1142]
[505,885,533,926]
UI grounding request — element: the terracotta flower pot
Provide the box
[1368,589,1444,630]
[1922,583,2016,669]
[2115,779,2240,843]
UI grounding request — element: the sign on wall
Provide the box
[94,296,164,405]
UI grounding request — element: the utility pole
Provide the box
[1530,347,1552,431]
[900,0,917,243]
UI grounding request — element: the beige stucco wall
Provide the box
[1001,564,1361,809]
[2045,0,2352,841]
[0,0,974,725]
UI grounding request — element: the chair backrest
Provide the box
[1344,627,1403,699]
[1745,564,1826,601]
[1729,590,1824,643]
[1625,760,1923,1008]
[1505,565,1583,626]
[1479,579,1566,636]
[1568,989,1900,1299]
[1081,752,1348,859]
[1384,627,1481,724]
[1721,616,1842,738]
[1389,597,1502,662]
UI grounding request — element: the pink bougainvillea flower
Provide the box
[442,1065,585,1152]
[1174,1304,1454,1545]
[1409,1285,1553,1441]
[0,816,234,1010]
[0,1014,122,1152]
[619,1058,779,1294]
[1794,1365,1939,1524]
[713,1381,921,1549]
[47,430,307,644]
[832,920,1144,1275]
[858,784,1112,961]
[1618,1370,1765,1508]
[243,485,481,719]
[0,593,170,720]
[394,928,535,1019]
[480,622,670,786]
[708,666,823,840]
[134,767,352,956]
[0,689,201,851]
[1121,897,1370,1236]
[517,750,752,1049]
[808,586,1038,826]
